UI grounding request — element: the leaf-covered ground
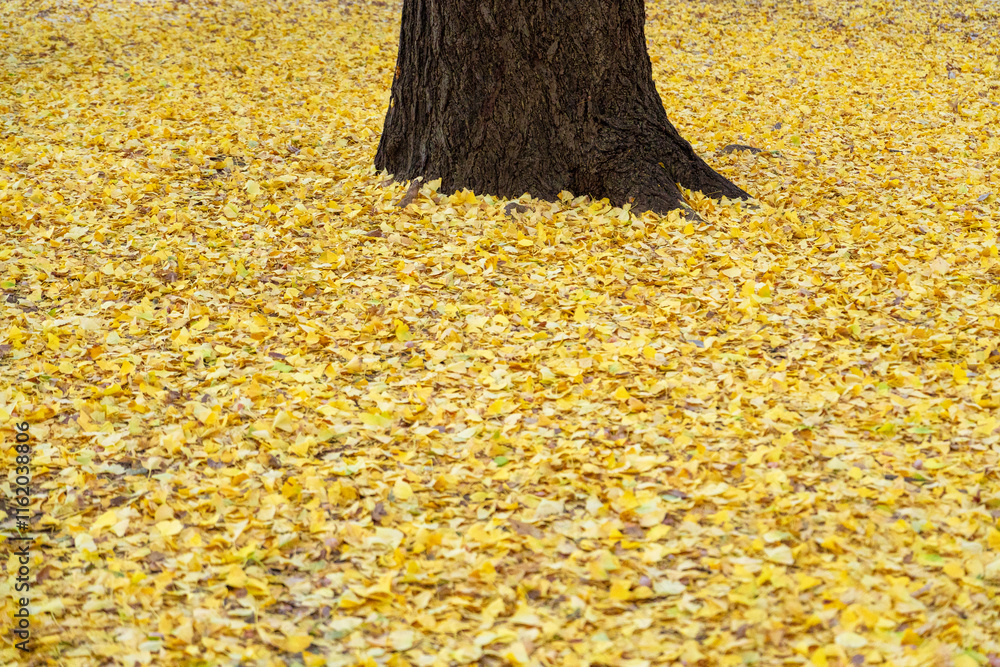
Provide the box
[2,0,1000,665]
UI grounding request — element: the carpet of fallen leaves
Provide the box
[2,0,1000,665]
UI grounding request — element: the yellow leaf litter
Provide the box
[1,0,999,665]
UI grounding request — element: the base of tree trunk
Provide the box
[375,0,750,216]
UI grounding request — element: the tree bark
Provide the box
[375,0,749,215]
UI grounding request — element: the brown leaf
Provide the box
[622,523,645,539]
[719,143,764,155]
[509,519,544,538]
[503,201,529,216]
[396,177,422,208]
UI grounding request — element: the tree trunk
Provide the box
[375,0,749,215]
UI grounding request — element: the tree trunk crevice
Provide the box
[376,0,749,215]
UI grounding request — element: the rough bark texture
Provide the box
[375,0,749,215]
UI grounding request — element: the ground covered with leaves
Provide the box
[1,0,1000,664]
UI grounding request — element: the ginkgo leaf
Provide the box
[393,479,413,500]
[834,632,867,649]
[360,412,392,428]
[532,499,564,520]
[283,634,313,652]
[90,510,118,536]
[156,520,183,537]
[273,410,296,432]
